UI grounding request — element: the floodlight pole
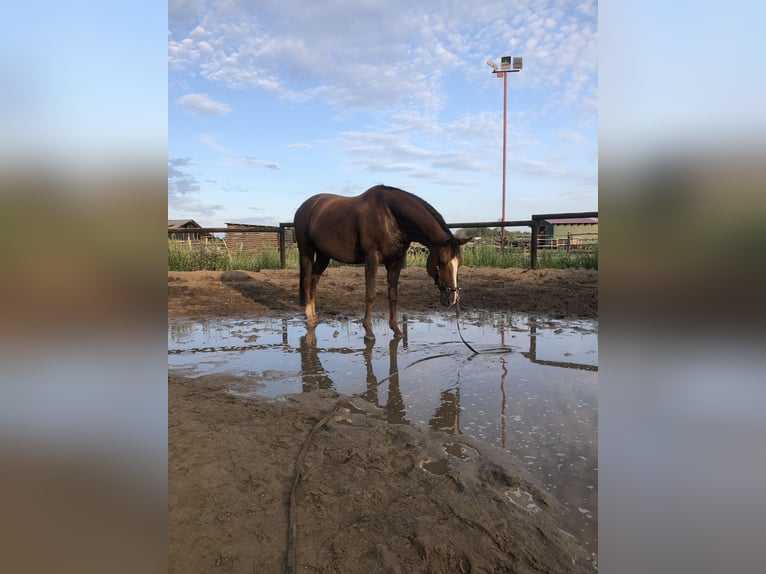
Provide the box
[501,70,508,249]
[489,56,522,250]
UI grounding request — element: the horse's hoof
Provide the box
[363,333,376,342]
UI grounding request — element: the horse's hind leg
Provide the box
[362,254,380,341]
[385,256,406,338]
[305,252,330,325]
[298,249,310,305]
[299,251,317,325]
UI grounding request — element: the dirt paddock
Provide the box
[168,266,598,573]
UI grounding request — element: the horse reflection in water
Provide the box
[361,338,408,426]
[297,317,461,434]
[298,327,334,393]
[294,185,470,341]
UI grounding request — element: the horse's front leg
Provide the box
[386,257,405,338]
[363,256,379,340]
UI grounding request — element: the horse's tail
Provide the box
[294,194,323,308]
[295,225,309,307]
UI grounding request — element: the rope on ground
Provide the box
[284,400,343,574]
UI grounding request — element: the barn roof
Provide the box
[225,222,281,230]
[544,218,598,225]
[168,219,202,228]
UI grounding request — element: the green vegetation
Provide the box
[168,240,299,272]
[460,243,531,268]
[537,246,598,270]
[169,240,597,271]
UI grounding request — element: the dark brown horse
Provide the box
[294,185,469,340]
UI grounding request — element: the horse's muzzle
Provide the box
[439,286,460,307]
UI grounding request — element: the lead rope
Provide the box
[455,295,480,355]
[455,292,514,355]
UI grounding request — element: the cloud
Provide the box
[168,1,597,214]
[176,93,232,116]
[515,157,596,187]
[338,130,486,188]
[168,157,199,200]
[242,156,279,170]
[556,130,587,145]
[197,134,229,153]
[168,157,223,217]
[168,0,596,121]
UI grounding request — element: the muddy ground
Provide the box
[168,267,598,573]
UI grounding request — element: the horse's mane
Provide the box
[379,185,451,237]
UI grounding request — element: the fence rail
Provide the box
[168,211,597,270]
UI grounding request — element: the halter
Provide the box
[433,235,461,295]
[438,284,461,295]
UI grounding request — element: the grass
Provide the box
[168,240,299,272]
[168,241,597,271]
[537,247,598,270]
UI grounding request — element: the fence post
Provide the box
[530,220,538,269]
[278,225,286,269]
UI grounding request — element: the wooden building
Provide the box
[168,219,212,241]
[537,217,598,249]
[224,223,283,254]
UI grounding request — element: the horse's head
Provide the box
[427,236,471,307]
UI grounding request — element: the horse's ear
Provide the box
[456,237,471,246]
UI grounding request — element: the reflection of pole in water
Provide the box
[281,317,288,346]
[299,326,334,392]
[401,314,409,349]
[428,368,462,435]
[428,387,461,435]
[500,357,508,449]
[384,337,408,425]
[362,339,378,404]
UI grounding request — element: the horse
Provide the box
[294,184,470,340]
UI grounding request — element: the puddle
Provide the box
[443,441,479,461]
[504,487,543,513]
[169,311,597,549]
[419,458,450,476]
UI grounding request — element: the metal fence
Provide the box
[168,212,597,270]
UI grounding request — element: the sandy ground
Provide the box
[168,266,597,321]
[168,266,598,573]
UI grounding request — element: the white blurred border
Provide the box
[600,2,766,573]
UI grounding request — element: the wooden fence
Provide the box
[168,212,597,270]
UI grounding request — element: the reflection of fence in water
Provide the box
[523,321,598,372]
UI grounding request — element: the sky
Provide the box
[168,0,598,227]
